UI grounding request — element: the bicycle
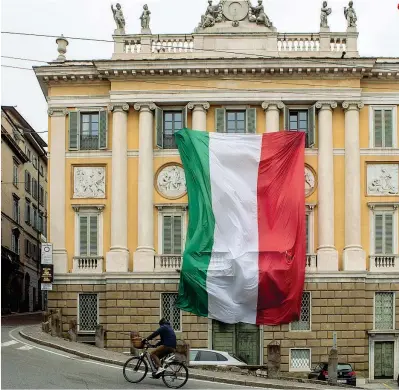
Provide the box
[123,340,189,389]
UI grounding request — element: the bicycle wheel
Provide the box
[162,362,189,389]
[123,356,148,383]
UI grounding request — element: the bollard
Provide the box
[328,348,338,385]
[95,325,106,348]
[267,342,281,379]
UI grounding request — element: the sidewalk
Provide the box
[20,325,362,390]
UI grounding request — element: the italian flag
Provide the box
[175,129,306,325]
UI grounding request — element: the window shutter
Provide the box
[30,206,34,227]
[155,107,164,148]
[173,216,182,254]
[215,108,226,133]
[69,111,80,150]
[284,106,290,130]
[307,105,316,148]
[374,109,383,147]
[163,216,172,254]
[374,213,383,254]
[89,216,98,256]
[79,216,88,256]
[182,105,188,129]
[99,110,108,150]
[25,171,29,191]
[384,109,393,148]
[384,213,393,254]
[246,108,257,134]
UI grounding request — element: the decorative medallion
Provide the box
[73,166,106,199]
[222,0,249,21]
[367,163,399,196]
[305,164,317,197]
[155,163,187,200]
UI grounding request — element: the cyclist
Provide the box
[144,318,177,375]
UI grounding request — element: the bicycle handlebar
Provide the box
[142,339,157,349]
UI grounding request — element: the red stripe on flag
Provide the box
[256,132,306,325]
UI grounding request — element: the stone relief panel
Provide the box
[73,167,106,199]
[155,164,187,200]
[367,164,399,196]
[305,164,317,197]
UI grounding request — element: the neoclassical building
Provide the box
[35,0,399,382]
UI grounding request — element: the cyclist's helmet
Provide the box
[159,318,167,326]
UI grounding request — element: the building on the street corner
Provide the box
[1,106,48,313]
[34,0,399,382]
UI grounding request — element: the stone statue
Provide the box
[199,0,223,29]
[111,3,125,33]
[320,1,332,28]
[140,4,151,33]
[344,1,357,28]
[249,0,273,28]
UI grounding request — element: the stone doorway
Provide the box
[374,341,394,379]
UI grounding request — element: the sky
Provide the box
[1,0,399,143]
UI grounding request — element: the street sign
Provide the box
[41,264,54,284]
[41,243,53,264]
[333,331,337,349]
[41,283,53,291]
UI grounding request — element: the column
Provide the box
[261,101,284,133]
[133,102,156,272]
[106,103,129,272]
[342,101,365,270]
[316,101,338,271]
[188,102,210,131]
[48,108,68,274]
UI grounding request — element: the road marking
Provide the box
[383,383,393,389]
[1,340,19,347]
[17,345,34,351]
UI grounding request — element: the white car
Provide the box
[189,349,247,366]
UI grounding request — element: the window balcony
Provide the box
[369,255,399,272]
[154,255,182,272]
[73,256,103,273]
[305,254,317,272]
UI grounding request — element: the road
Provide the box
[1,314,264,389]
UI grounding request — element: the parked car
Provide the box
[308,362,356,386]
[189,349,247,366]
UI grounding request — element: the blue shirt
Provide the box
[148,323,177,348]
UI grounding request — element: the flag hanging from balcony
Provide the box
[175,128,306,325]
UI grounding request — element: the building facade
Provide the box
[1,106,48,313]
[35,1,399,381]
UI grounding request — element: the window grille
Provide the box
[375,292,394,330]
[290,349,311,370]
[290,292,311,331]
[161,293,181,331]
[78,293,98,332]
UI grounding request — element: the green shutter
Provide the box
[215,108,226,133]
[246,108,257,134]
[384,213,393,254]
[284,106,290,130]
[374,109,383,147]
[307,105,316,148]
[163,216,172,254]
[69,111,80,150]
[384,109,393,148]
[183,105,188,129]
[173,216,182,254]
[375,213,383,254]
[99,110,108,150]
[89,216,98,256]
[79,216,88,256]
[155,107,164,148]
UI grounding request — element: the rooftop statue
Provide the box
[320,1,332,28]
[111,3,126,34]
[248,0,272,27]
[344,1,357,28]
[140,4,152,33]
[199,0,224,29]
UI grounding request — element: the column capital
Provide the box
[133,102,156,112]
[108,103,129,113]
[261,101,285,110]
[48,108,68,117]
[187,102,210,111]
[315,101,338,110]
[342,101,364,111]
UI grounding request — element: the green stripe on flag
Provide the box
[175,128,215,317]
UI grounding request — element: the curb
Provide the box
[2,311,43,318]
[19,330,361,390]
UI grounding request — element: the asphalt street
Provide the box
[1,314,265,389]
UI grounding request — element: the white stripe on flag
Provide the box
[207,133,262,324]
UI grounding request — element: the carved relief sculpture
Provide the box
[140,4,151,33]
[305,165,317,197]
[344,1,357,28]
[320,1,332,28]
[156,165,187,199]
[73,167,106,199]
[199,0,223,29]
[367,164,399,195]
[111,3,126,34]
[249,0,273,27]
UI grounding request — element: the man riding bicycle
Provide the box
[144,318,177,375]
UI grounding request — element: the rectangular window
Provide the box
[32,156,38,169]
[32,244,37,260]
[13,197,20,224]
[27,149,31,161]
[161,293,181,331]
[288,110,311,147]
[290,292,311,331]
[79,215,98,256]
[290,349,311,371]
[215,108,256,134]
[32,206,38,230]
[13,163,18,187]
[373,108,394,148]
[25,200,31,225]
[11,231,20,255]
[32,178,38,200]
[40,165,44,177]
[226,110,246,134]
[43,216,47,237]
[78,293,98,332]
[25,170,31,193]
[80,113,100,150]
[39,186,44,206]
[163,111,183,149]
[162,215,183,254]
[374,212,394,254]
[25,239,29,256]
[38,214,43,234]
[375,292,394,330]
